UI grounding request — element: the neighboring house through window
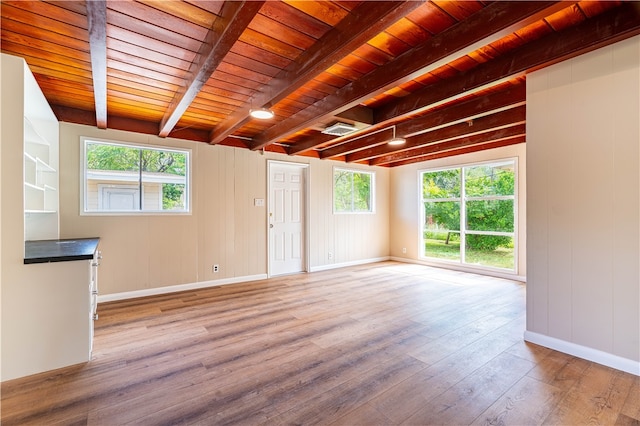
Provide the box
[82,138,190,214]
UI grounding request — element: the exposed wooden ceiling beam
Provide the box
[285,133,335,156]
[375,1,640,124]
[86,0,107,129]
[52,104,212,142]
[321,83,526,159]
[386,136,526,168]
[209,0,424,145]
[346,105,526,163]
[158,1,264,137]
[319,129,393,159]
[249,1,567,151]
[335,106,374,126]
[287,130,349,157]
[395,84,525,138]
[372,124,526,166]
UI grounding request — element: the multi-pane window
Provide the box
[333,168,374,213]
[421,160,516,271]
[82,139,190,214]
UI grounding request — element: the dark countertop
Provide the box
[24,238,100,264]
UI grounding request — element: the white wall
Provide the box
[388,144,527,279]
[58,123,390,298]
[526,36,640,375]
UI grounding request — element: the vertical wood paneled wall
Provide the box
[526,36,640,367]
[58,123,389,297]
[308,159,389,269]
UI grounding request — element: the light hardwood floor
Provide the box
[2,262,639,425]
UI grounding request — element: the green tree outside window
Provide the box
[334,168,374,213]
[422,161,516,270]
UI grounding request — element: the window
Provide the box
[333,168,374,213]
[421,160,516,271]
[82,139,190,214]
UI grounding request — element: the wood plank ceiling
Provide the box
[2,1,640,167]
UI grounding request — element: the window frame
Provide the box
[80,137,192,215]
[419,158,518,273]
[333,167,376,214]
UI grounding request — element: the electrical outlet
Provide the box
[213,264,219,273]
[328,252,333,260]
[402,247,407,254]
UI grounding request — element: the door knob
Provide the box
[270,224,274,228]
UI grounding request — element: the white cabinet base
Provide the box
[1,260,93,381]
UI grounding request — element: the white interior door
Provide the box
[268,162,307,276]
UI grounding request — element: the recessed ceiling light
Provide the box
[249,107,274,120]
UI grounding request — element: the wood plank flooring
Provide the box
[2,261,639,425]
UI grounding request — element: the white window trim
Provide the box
[80,137,192,216]
[333,166,376,214]
[418,157,518,274]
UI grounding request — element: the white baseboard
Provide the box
[389,256,527,282]
[308,256,390,273]
[99,257,391,303]
[524,330,640,376]
[98,274,268,303]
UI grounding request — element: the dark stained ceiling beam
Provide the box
[371,124,526,166]
[86,0,107,129]
[321,83,525,159]
[335,106,374,126]
[346,105,526,163]
[396,84,525,138]
[209,0,424,145]
[375,2,640,124]
[51,104,212,142]
[158,1,264,137]
[285,133,335,156]
[386,136,526,168]
[287,130,350,156]
[249,1,568,151]
[319,129,394,159]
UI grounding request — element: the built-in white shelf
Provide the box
[23,117,57,214]
[24,116,49,145]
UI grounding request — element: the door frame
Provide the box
[267,160,310,277]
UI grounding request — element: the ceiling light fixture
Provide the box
[249,107,274,120]
[388,126,406,146]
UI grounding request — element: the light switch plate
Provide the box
[254,198,265,206]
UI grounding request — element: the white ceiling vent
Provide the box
[321,122,358,136]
